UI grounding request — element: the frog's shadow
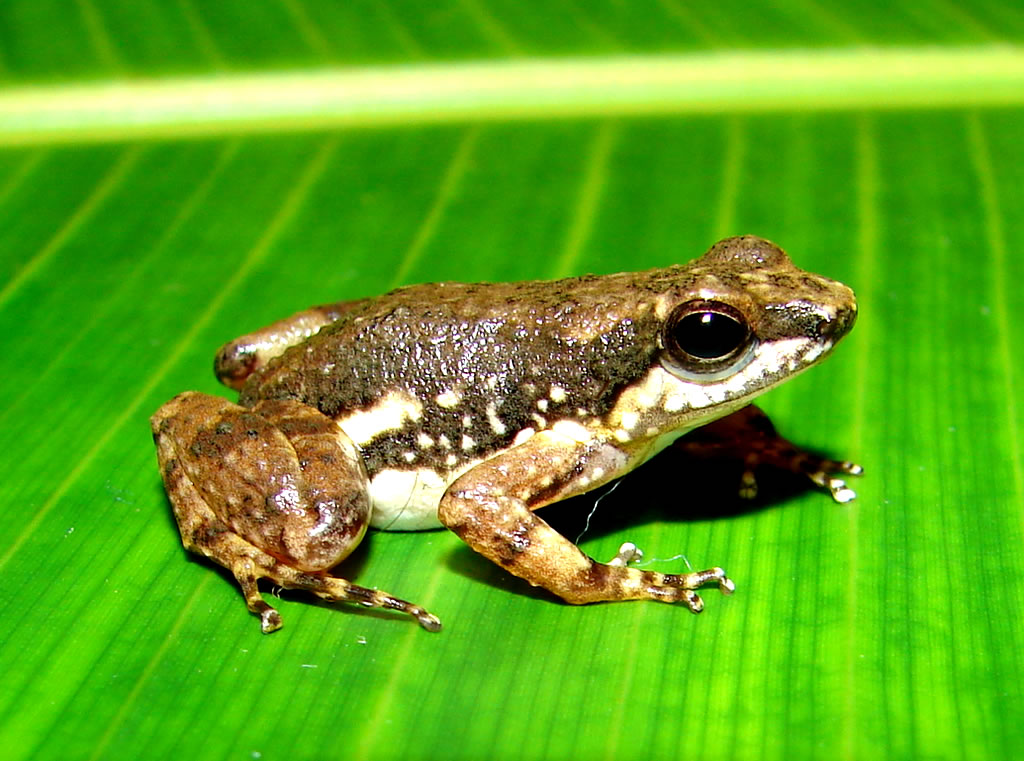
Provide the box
[443,449,822,599]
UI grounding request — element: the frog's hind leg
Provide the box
[160,450,441,633]
[215,299,368,390]
[168,492,440,633]
[152,391,440,633]
[675,404,863,503]
[156,445,289,632]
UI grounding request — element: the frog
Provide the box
[151,235,860,634]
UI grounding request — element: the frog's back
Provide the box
[239,273,671,476]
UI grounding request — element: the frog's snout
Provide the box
[818,284,857,344]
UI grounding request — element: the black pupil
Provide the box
[674,311,746,360]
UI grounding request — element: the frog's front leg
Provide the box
[214,299,367,390]
[438,428,734,611]
[151,392,440,633]
[675,405,863,502]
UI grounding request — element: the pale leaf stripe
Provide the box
[2,48,1024,146]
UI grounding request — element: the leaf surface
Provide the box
[1,3,1023,760]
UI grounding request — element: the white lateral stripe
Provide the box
[335,392,423,447]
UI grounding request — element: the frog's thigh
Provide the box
[214,299,365,389]
[154,392,369,571]
[438,430,733,609]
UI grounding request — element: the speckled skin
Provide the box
[151,235,860,633]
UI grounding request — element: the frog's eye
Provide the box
[663,300,755,379]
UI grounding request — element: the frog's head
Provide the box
[627,236,857,433]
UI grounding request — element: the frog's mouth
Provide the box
[657,329,847,421]
[719,332,845,399]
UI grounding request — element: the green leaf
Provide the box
[1,3,1023,761]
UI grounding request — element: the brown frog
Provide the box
[151,236,859,633]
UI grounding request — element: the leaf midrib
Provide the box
[1,46,1023,146]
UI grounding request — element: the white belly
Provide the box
[367,467,452,531]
